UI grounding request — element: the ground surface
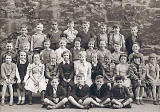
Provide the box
[0,101,160,112]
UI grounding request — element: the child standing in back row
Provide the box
[31,23,47,53]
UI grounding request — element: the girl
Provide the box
[17,51,29,105]
[1,55,20,106]
[86,38,97,63]
[90,53,103,83]
[146,53,160,105]
[74,51,92,87]
[24,53,47,105]
[58,50,74,97]
[128,54,146,105]
[55,37,70,64]
[116,53,131,88]
[45,52,59,81]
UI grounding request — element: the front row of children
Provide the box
[44,75,132,110]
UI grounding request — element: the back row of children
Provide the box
[0,20,160,109]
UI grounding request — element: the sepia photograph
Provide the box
[0,0,160,112]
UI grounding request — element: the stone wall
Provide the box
[0,0,160,55]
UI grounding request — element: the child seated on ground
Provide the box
[45,53,59,81]
[111,75,133,109]
[129,53,146,105]
[70,37,85,61]
[90,75,111,107]
[43,76,68,109]
[58,50,74,97]
[40,39,54,65]
[1,54,21,106]
[146,53,160,105]
[68,73,99,109]
[16,51,29,105]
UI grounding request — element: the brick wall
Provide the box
[0,0,160,55]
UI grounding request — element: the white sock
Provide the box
[19,96,22,101]
[136,97,139,100]
[22,97,25,101]
[139,97,142,100]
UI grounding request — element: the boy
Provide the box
[97,40,111,64]
[15,24,31,51]
[58,50,74,97]
[55,37,70,64]
[111,75,133,109]
[45,52,59,80]
[22,42,33,63]
[44,76,68,109]
[125,25,142,55]
[70,37,85,61]
[40,39,54,65]
[47,21,62,50]
[63,20,78,49]
[111,43,123,65]
[68,73,99,109]
[77,21,96,50]
[0,41,17,64]
[31,23,47,53]
[90,75,111,107]
[109,24,125,52]
[86,38,97,63]
[97,24,109,48]
[128,42,144,63]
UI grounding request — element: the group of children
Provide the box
[0,20,160,110]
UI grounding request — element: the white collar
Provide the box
[63,60,70,64]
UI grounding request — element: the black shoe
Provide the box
[42,104,47,108]
[124,104,132,108]
[21,100,25,105]
[17,100,21,105]
[139,100,144,105]
[153,101,159,105]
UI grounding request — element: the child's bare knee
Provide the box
[62,97,68,103]
[44,98,50,104]
[68,96,74,100]
[128,98,133,102]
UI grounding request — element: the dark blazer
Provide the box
[90,83,111,101]
[45,84,66,100]
[111,85,131,100]
[71,84,90,101]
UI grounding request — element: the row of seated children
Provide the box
[0,47,160,107]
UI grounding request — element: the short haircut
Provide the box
[119,53,128,61]
[51,76,59,82]
[115,75,125,81]
[82,20,90,25]
[112,24,120,29]
[44,38,51,43]
[20,24,28,29]
[74,37,81,43]
[95,75,104,81]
